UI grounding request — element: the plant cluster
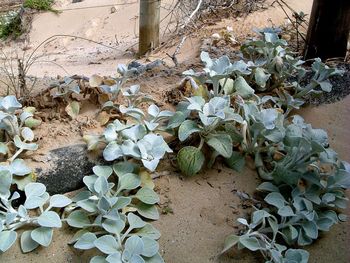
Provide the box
[0,96,68,253]
[49,76,81,119]
[73,85,170,262]
[1,89,167,262]
[174,29,349,262]
[85,84,173,172]
[23,0,58,13]
[184,28,342,113]
[0,10,22,39]
[66,163,163,263]
[1,28,348,263]
[174,95,244,176]
[0,181,71,253]
[0,95,41,189]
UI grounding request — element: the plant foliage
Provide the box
[66,163,164,263]
[0,10,22,39]
[174,29,349,262]
[0,28,348,263]
[23,0,58,13]
[0,95,41,189]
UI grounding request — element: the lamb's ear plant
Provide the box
[173,95,244,176]
[0,95,41,190]
[79,81,170,262]
[176,28,348,263]
[222,116,350,262]
[97,64,156,125]
[66,163,164,263]
[0,96,68,254]
[85,85,173,172]
[183,28,342,114]
[50,77,81,119]
[0,179,71,253]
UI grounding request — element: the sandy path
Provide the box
[22,0,176,77]
[2,0,313,78]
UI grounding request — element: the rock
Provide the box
[125,60,166,77]
[128,60,143,69]
[110,6,117,13]
[36,144,98,195]
[72,0,83,3]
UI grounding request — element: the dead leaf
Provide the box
[140,170,155,189]
[65,101,80,119]
[96,111,110,126]
[98,93,110,105]
[103,78,116,86]
[89,74,103,87]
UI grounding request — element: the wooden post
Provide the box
[139,0,161,56]
[304,0,350,60]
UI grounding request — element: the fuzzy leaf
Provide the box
[49,194,72,208]
[136,203,159,220]
[206,134,233,158]
[141,237,159,257]
[239,236,261,251]
[265,192,286,209]
[128,213,147,229]
[0,230,17,252]
[31,227,53,247]
[178,120,201,141]
[67,211,91,228]
[20,230,39,253]
[135,188,159,205]
[221,234,239,254]
[94,235,120,254]
[74,232,97,250]
[117,173,140,191]
[177,146,205,176]
[37,211,62,228]
[135,224,161,240]
[233,76,255,98]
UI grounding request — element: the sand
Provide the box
[1,0,349,262]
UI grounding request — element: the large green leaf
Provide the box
[31,227,53,247]
[37,211,62,228]
[255,67,270,89]
[178,120,201,142]
[20,230,39,253]
[141,237,159,257]
[74,232,97,250]
[0,230,17,252]
[136,203,159,220]
[128,213,147,229]
[225,151,245,172]
[135,188,159,205]
[67,210,91,228]
[118,173,141,192]
[233,76,255,98]
[134,224,161,240]
[221,234,239,254]
[177,146,205,176]
[206,134,233,158]
[239,235,261,251]
[94,235,120,254]
[102,219,125,234]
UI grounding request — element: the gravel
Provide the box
[305,62,350,105]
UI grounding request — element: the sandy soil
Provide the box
[1,0,350,263]
[1,95,349,263]
[1,0,312,77]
